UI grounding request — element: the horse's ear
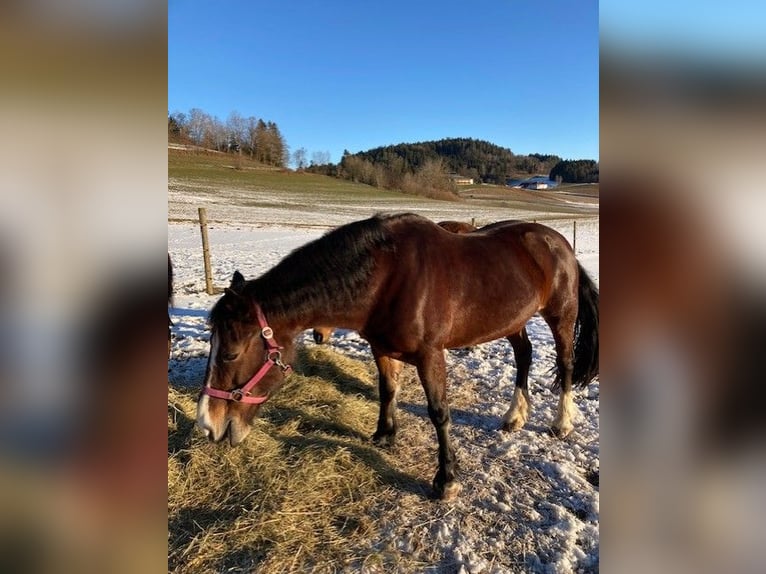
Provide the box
[230,270,246,291]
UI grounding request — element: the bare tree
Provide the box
[311,150,331,166]
[293,147,308,170]
[203,116,227,151]
[226,111,247,152]
[187,108,210,146]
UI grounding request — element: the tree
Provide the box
[168,114,182,141]
[252,120,287,166]
[245,116,259,159]
[311,150,331,166]
[203,116,227,151]
[226,111,246,152]
[187,108,210,145]
[171,107,290,164]
[253,119,269,163]
[293,147,308,170]
[401,158,458,199]
[549,159,599,183]
[267,121,288,167]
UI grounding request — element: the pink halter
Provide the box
[203,304,292,404]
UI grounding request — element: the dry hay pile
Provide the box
[168,343,582,573]
[169,345,441,573]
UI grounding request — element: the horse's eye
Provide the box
[222,352,239,362]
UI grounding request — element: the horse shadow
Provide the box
[294,348,379,403]
[297,347,553,437]
[167,398,197,467]
[273,432,430,497]
[396,400,500,433]
[397,398,554,437]
[264,406,371,442]
[263,384,430,496]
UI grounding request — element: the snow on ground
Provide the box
[169,211,599,573]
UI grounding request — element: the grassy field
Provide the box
[168,148,599,226]
[169,148,430,202]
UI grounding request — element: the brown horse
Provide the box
[197,213,599,500]
[312,218,554,434]
[435,220,479,234]
[312,220,479,344]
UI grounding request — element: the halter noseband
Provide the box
[203,304,292,404]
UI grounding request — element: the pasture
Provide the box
[168,148,598,228]
[168,164,599,573]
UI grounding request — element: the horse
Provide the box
[197,213,599,500]
[435,220,479,234]
[310,218,547,434]
[311,220,480,344]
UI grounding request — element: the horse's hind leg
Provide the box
[542,310,579,438]
[501,327,532,431]
[371,352,403,447]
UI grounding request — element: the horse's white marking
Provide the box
[502,387,530,430]
[553,389,578,438]
[196,334,219,438]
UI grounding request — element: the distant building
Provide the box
[508,176,554,190]
[518,181,549,190]
[449,174,474,185]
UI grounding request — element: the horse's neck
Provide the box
[254,257,381,336]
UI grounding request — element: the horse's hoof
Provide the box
[501,419,524,432]
[551,424,573,439]
[371,432,396,448]
[437,481,462,501]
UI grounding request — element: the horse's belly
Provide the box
[445,301,537,348]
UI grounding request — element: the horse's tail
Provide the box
[572,262,599,388]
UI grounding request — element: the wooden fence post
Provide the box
[573,220,577,253]
[198,207,215,295]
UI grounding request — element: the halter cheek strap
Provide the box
[203,304,292,405]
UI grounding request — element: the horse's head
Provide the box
[196,271,293,446]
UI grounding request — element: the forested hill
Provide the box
[348,138,563,184]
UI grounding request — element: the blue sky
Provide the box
[169,1,598,165]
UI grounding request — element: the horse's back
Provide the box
[370,216,577,350]
[383,215,575,290]
[476,220,579,302]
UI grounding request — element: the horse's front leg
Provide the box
[417,349,460,501]
[371,353,403,447]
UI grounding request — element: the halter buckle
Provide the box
[268,350,291,372]
[230,389,243,401]
[261,326,274,339]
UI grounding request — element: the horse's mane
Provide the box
[233,213,416,322]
